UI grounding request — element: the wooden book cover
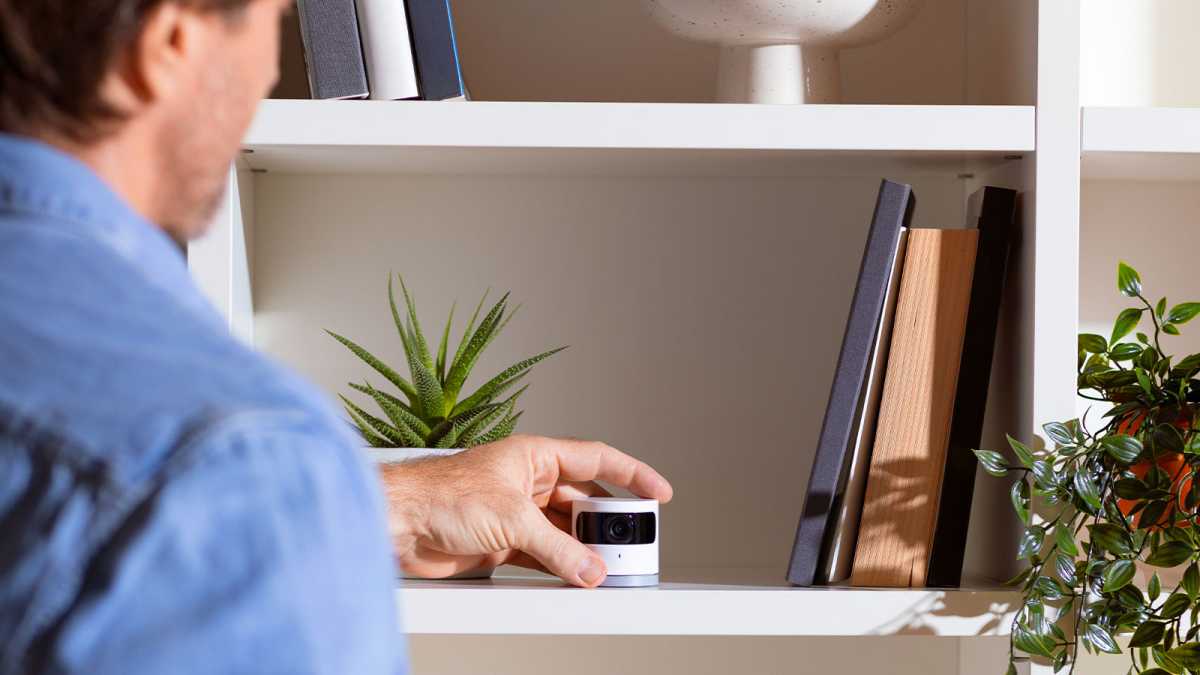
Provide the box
[849,227,978,588]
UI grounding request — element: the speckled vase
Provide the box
[644,0,924,104]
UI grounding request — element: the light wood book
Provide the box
[849,227,979,588]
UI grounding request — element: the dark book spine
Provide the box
[404,0,465,100]
[925,187,1018,588]
[296,0,369,100]
[787,179,914,586]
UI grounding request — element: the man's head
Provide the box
[0,0,292,238]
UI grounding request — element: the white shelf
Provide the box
[1082,107,1200,180]
[241,100,1034,176]
[397,568,1017,637]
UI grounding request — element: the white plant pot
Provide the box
[367,447,497,580]
[643,0,923,104]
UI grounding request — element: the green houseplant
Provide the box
[328,275,564,452]
[976,262,1200,674]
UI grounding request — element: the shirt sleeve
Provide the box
[39,411,406,675]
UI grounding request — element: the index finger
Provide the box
[528,436,674,503]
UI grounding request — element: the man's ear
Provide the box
[99,3,207,117]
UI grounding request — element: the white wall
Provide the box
[252,172,966,571]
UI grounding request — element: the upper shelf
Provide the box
[397,568,1016,637]
[1083,107,1200,180]
[240,100,1034,177]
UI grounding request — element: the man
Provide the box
[0,1,673,673]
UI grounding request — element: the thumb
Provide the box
[517,505,607,588]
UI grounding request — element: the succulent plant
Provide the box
[328,276,564,448]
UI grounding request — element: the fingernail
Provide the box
[578,557,606,586]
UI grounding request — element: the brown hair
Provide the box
[0,0,251,142]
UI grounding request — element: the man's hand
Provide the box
[377,435,673,588]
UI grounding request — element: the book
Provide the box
[849,227,979,588]
[786,179,915,587]
[295,0,369,100]
[925,187,1018,587]
[356,0,421,100]
[820,227,908,584]
[405,0,467,100]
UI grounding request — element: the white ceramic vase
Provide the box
[368,447,497,580]
[644,0,924,104]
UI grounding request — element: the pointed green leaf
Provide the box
[1088,523,1133,556]
[1018,526,1044,559]
[1055,524,1079,557]
[469,410,523,447]
[1103,434,1143,464]
[1158,296,1169,319]
[450,289,490,382]
[405,340,445,420]
[1131,621,1167,648]
[1110,342,1143,361]
[1043,421,1074,447]
[444,292,509,404]
[387,276,415,363]
[1163,323,1181,336]
[1085,623,1122,654]
[1118,261,1143,298]
[1183,563,1200,599]
[1168,302,1200,325]
[1160,593,1191,619]
[1054,552,1076,585]
[1154,645,1186,674]
[363,382,431,439]
[1010,479,1031,524]
[397,276,434,372]
[451,347,566,417]
[1102,559,1136,592]
[1112,307,1144,345]
[342,402,390,447]
[973,449,1009,477]
[349,382,413,415]
[327,330,418,402]
[1137,368,1155,396]
[1079,333,1108,354]
[1168,644,1200,670]
[1013,622,1056,658]
[1149,571,1162,601]
[1146,542,1194,568]
[458,388,525,446]
[1007,434,1036,468]
[436,301,456,383]
[339,395,423,448]
[1075,470,1103,512]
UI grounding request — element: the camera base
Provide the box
[599,574,659,588]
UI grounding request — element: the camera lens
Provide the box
[606,514,636,544]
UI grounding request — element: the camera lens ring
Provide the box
[606,514,636,544]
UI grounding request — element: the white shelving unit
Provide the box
[189,0,1169,672]
[1082,107,1200,180]
[399,569,1015,637]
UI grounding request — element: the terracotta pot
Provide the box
[1115,410,1194,529]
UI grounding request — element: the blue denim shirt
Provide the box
[0,135,405,674]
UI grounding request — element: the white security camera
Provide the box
[572,497,659,587]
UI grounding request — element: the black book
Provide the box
[925,186,1018,588]
[787,179,915,587]
[295,0,370,100]
[405,0,466,100]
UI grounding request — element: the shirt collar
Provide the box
[0,133,206,311]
